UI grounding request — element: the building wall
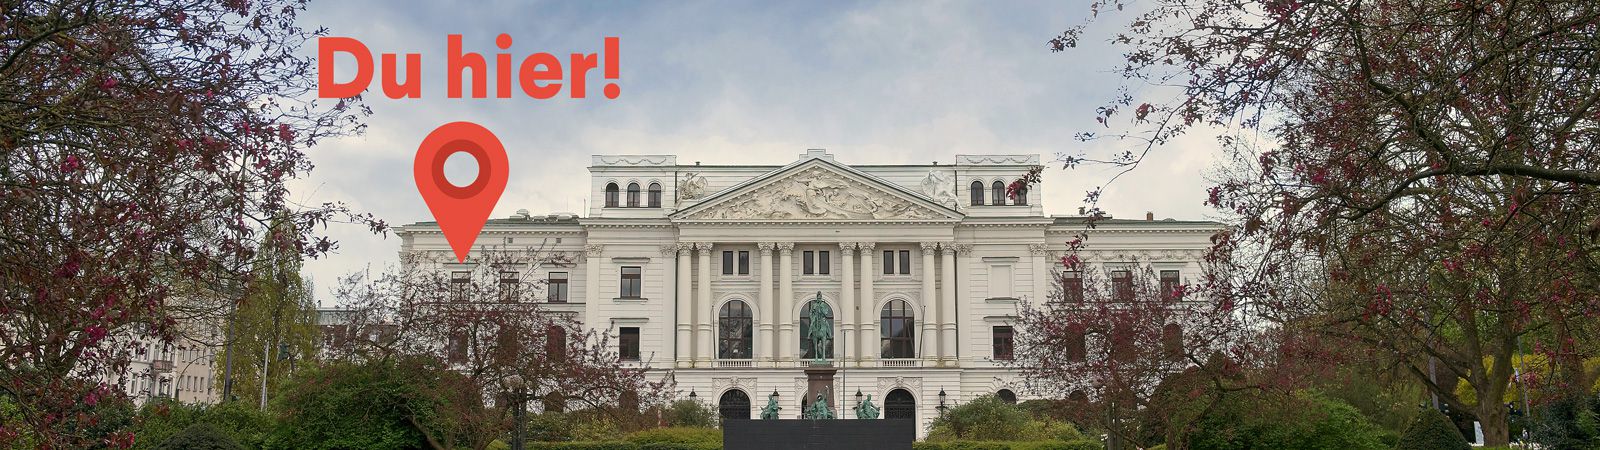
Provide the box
[397,150,1219,435]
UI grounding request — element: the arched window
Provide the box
[880,300,914,359]
[799,300,834,360]
[719,389,750,420]
[992,181,1007,206]
[626,182,641,207]
[647,182,662,208]
[884,389,915,420]
[719,300,753,359]
[996,389,1017,404]
[970,181,985,206]
[1013,180,1028,205]
[604,183,619,207]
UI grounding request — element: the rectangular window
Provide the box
[499,270,519,302]
[898,250,911,274]
[547,272,569,302]
[1062,271,1083,303]
[1160,270,1181,301]
[883,250,895,275]
[722,251,735,275]
[620,327,640,361]
[803,251,815,275]
[1066,325,1086,361]
[450,271,470,302]
[447,329,467,364]
[737,251,750,275]
[993,326,1015,360]
[620,266,642,298]
[818,250,830,274]
[546,325,567,362]
[1112,270,1133,302]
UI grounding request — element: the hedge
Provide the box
[524,443,721,450]
[912,440,1103,450]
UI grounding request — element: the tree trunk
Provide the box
[1475,396,1509,446]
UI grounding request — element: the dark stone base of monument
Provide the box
[723,419,915,450]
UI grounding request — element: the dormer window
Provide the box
[992,181,1006,206]
[647,182,662,208]
[626,183,641,207]
[605,183,620,207]
[970,181,985,206]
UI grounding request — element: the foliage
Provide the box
[624,427,721,446]
[926,395,1087,443]
[1043,0,1600,445]
[216,223,321,408]
[264,358,454,450]
[1528,393,1600,449]
[152,423,242,450]
[330,250,670,441]
[1184,391,1386,450]
[1009,264,1251,446]
[0,0,378,445]
[131,400,271,450]
[662,400,719,429]
[1394,408,1469,450]
[912,441,1102,450]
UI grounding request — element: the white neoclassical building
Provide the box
[396,150,1219,433]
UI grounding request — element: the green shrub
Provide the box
[929,396,1082,442]
[526,442,641,450]
[912,441,1102,450]
[154,423,244,450]
[526,412,577,442]
[1187,391,1386,450]
[663,400,719,428]
[1394,407,1469,450]
[625,427,721,445]
[131,399,272,450]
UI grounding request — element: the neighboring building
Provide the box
[395,150,1220,434]
[109,320,223,406]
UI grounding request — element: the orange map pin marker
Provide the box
[414,121,509,263]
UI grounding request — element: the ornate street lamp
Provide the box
[937,388,949,417]
[855,389,864,404]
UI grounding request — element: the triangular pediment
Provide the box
[671,159,962,222]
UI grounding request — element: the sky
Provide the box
[290,0,1227,305]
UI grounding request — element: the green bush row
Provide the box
[523,443,720,450]
[913,440,1104,450]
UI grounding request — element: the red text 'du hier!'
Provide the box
[317,34,620,100]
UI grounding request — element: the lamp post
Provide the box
[506,376,528,450]
[936,388,949,417]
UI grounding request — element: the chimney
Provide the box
[1146,211,1154,221]
[1077,207,1086,215]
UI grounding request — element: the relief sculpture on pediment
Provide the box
[684,167,945,220]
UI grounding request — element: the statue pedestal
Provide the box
[802,363,837,417]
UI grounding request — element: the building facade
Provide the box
[396,150,1219,433]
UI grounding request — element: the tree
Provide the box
[0,1,376,446]
[1047,1,1600,445]
[214,220,320,408]
[325,248,669,450]
[1010,261,1258,449]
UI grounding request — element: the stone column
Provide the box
[838,242,856,363]
[757,242,775,365]
[584,244,603,328]
[777,243,796,362]
[919,242,940,362]
[857,242,876,365]
[695,242,713,364]
[1029,243,1051,307]
[673,244,692,368]
[940,243,963,366]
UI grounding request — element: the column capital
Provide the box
[693,242,714,252]
[758,242,776,254]
[950,243,974,256]
[857,242,876,251]
[776,242,795,254]
[584,244,605,256]
[838,242,857,253]
[662,243,688,256]
[1028,243,1050,255]
[919,241,941,251]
